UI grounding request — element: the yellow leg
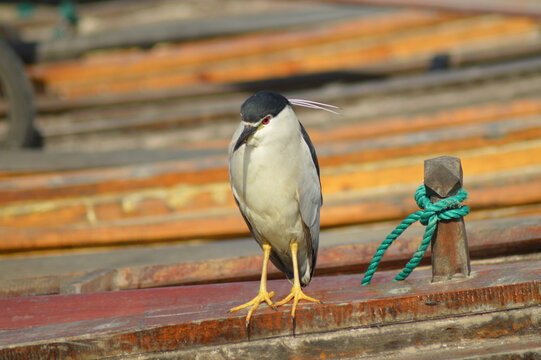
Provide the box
[274,242,320,319]
[230,243,275,325]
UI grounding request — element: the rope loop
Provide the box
[416,186,469,225]
[361,184,469,285]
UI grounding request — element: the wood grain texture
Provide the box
[0,260,538,358]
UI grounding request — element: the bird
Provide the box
[228,90,338,326]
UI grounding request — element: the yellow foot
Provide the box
[275,285,320,319]
[230,290,276,325]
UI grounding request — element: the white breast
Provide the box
[228,107,306,252]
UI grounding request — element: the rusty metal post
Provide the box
[424,156,471,282]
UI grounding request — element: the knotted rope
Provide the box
[361,185,469,285]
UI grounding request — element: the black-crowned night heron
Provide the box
[228,90,338,325]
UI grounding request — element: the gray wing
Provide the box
[300,122,321,183]
[298,121,322,283]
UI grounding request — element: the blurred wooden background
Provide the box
[0,1,539,357]
[1,0,540,282]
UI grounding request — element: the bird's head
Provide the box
[233,91,339,152]
[233,91,289,152]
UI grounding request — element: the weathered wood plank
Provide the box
[4,83,541,170]
[29,10,452,86]
[0,274,82,298]
[0,260,538,358]
[1,214,538,297]
[22,55,541,118]
[326,0,541,18]
[28,13,538,98]
[119,310,541,359]
[104,215,541,291]
[31,92,541,155]
[19,5,379,63]
[1,116,540,206]
[1,163,540,251]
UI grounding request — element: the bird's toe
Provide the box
[275,285,320,319]
[230,289,276,325]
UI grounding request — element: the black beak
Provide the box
[233,125,258,152]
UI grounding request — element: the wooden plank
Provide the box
[0,260,538,358]
[325,0,541,18]
[4,93,541,173]
[32,84,541,149]
[1,174,540,251]
[29,10,452,86]
[28,13,539,98]
[0,213,539,298]
[1,113,541,205]
[0,274,82,298]
[125,315,541,359]
[1,141,540,223]
[0,160,540,251]
[19,54,541,118]
[312,97,541,143]
[99,215,541,291]
[20,5,378,63]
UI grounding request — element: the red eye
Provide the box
[261,115,271,125]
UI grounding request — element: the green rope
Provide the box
[361,185,469,285]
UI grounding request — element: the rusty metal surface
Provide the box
[0,260,538,358]
[122,310,541,360]
[425,156,471,281]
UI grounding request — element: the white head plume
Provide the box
[288,98,340,115]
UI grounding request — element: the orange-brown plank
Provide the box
[1,174,540,252]
[1,140,540,233]
[1,142,540,231]
[326,0,541,18]
[110,215,541,290]
[310,97,541,144]
[29,11,458,85]
[32,15,538,98]
[1,112,540,206]
[2,214,539,298]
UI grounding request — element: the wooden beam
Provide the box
[20,5,376,63]
[1,215,539,297]
[92,215,541,291]
[28,13,538,98]
[128,311,540,359]
[2,93,541,173]
[21,55,541,117]
[324,0,541,18]
[0,260,538,358]
[0,165,540,252]
[29,10,453,86]
[1,117,541,205]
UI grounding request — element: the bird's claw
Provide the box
[230,290,275,326]
[274,285,320,319]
